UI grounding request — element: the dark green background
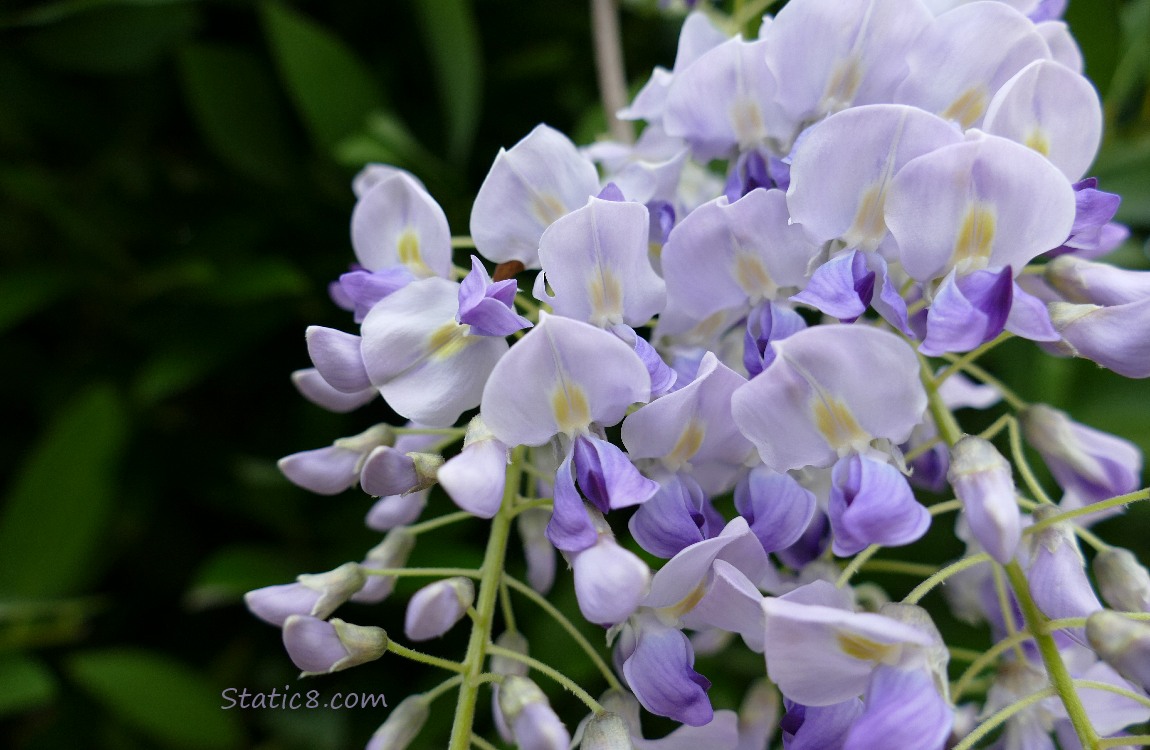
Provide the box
[0,0,1148,747]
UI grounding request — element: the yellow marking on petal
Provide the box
[588,268,624,327]
[531,193,567,227]
[663,581,709,621]
[843,183,888,251]
[823,57,862,113]
[837,632,896,662]
[731,97,767,149]
[951,202,997,271]
[397,229,433,277]
[1025,128,1051,157]
[941,87,989,129]
[734,253,777,301]
[551,384,591,435]
[666,420,706,471]
[813,397,870,453]
[427,322,474,361]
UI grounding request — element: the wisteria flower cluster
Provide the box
[246,1,1150,748]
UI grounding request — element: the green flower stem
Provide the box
[388,642,466,674]
[486,644,605,714]
[1004,560,1099,749]
[470,735,500,750]
[394,426,468,437]
[451,236,476,248]
[500,578,517,634]
[1023,488,1150,535]
[992,564,1029,663]
[503,574,623,692]
[978,413,1013,441]
[902,435,942,463]
[952,630,1033,701]
[407,511,476,536]
[861,559,945,578]
[942,357,1028,411]
[1073,679,1150,712]
[929,499,964,516]
[362,567,481,580]
[730,0,781,31]
[902,553,991,605]
[836,544,882,588]
[935,333,1014,386]
[947,646,985,663]
[1099,736,1150,748]
[920,354,963,447]
[1007,416,1052,505]
[447,447,524,750]
[952,686,1057,750]
[512,497,554,515]
[1017,497,1112,552]
[424,675,465,703]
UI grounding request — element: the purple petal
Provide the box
[623,621,713,726]
[1051,298,1150,378]
[573,433,660,512]
[336,267,415,323]
[351,172,453,278]
[735,466,817,553]
[792,251,874,322]
[629,474,715,559]
[458,256,533,337]
[842,666,952,750]
[743,301,808,378]
[438,437,507,519]
[282,616,349,674]
[278,445,362,495]
[404,578,474,641]
[572,537,651,626]
[545,452,598,553]
[291,368,376,413]
[305,326,371,394]
[828,454,930,557]
[359,446,419,497]
[919,267,1013,356]
[781,698,863,750]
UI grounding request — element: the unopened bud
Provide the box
[1026,506,1101,623]
[518,506,556,594]
[360,446,443,497]
[498,678,569,750]
[1086,610,1150,691]
[353,528,416,604]
[404,577,475,641]
[366,694,429,750]
[581,712,633,749]
[499,676,549,723]
[948,436,1021,564]
[282,615,388,675]
[245,561,365,627]
[1094,548,1150,613]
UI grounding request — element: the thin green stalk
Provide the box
[837,544,882,588]
[859,559,940,578]
[503,574,622,692]
[362,567,481,580]
[936,333,1013,386]
[948,646,985,663]
[407,511,475,536]
[952,630,1034,701]
[1017,498,1112,552]
[952,686,1056,750]
[1004,560,1099,749]
[486,644,604,714]
[1008,416,1052,505]
[930,499,964,516]
[1073,680,1150,712]
[499,578,517,634]
[920,354,962,447]
[1099,736,1150,748]
[1023,489,1150,535]
[424,675,465,703]
[993,564,1029,663]
[903,435,942,463]
[447,448,524,750]
[471,735,500,750]
[451,236,476,248]
[903,553,991,605]
[978,413,1013,442]
[388,642,466,674]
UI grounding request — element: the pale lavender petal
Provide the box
[438,438,508,519]
[663,189,820,323]
[305,326,371,394]
[404,577,475,641]
[895,2,1051,129]
[842,666,952,750]
[481,313,650,446]
[732,325,927,472]
[735,466,817,553]
[1026,507,1102,624]
[365,491,427,531]
[948,436,1022,564]
[351,172,452,278]
[887,134,1076,283]
[1051,299,1150,378]
[457,256,532,337]
[278,445,361,495]
[282,616,350,674]
[518,507,556,594]
[632,709,739,750]
[1046,255,1150,307]
[514,702,571,750]
[983,59,1102,181]
[359,446,419,497]
[291,368,376,413]
[629,474,718,559]
[919,267,1013,356]
[353,529,415,604]
[572,537,651,626]
[828,454,930,556]
[786,104,962,251]
[663,37,780,159]
[1005,279,1060,342]
[537,197,665,327]
[470,124,600,268]
[622,351,754,494]
[623,621,713,726]
[743,301,808,378]
[335,266,415,323]
[1037,20,1083,73]
[791,250,874,322]
[764,0,933,125]
[245,583,322,627]
[352,164,425,199]
[645,517,770,610]
[780,698,863,750]
[686,560,766,652]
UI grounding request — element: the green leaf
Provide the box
[184,546,301,610]
[66,649,243,749]
[0,0,192,29]
[334,111,446,179]
[1094,136,1150,227]
[0,653,57,717]
[177,43,298,185]
[261,2,384,152]
[0,269,71,334]
[0,386,126,598]
[410,0,483,161]
[21,5,200,74]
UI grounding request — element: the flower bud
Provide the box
[353,528,416,604]
[947,436,1021,564]
[365,490,428,531]
[499,676,570,750]
[278,424,395,496]
[360,446,443,497]
[282,615,388,675]
[571,531,650,627]
[581,712,634,749]
[404,577,475,641]
[1086,610,1150,691]
[518,506,556,594]
[438,416,509,519]
[490,631,531,742]
[1025,506,1101,624]
[1094,548,1150,613]
[366,694,430,750]
[245,562,365,627]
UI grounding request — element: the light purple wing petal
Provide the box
[351,172,452,278]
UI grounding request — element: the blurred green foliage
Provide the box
[0,0,1147,748]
